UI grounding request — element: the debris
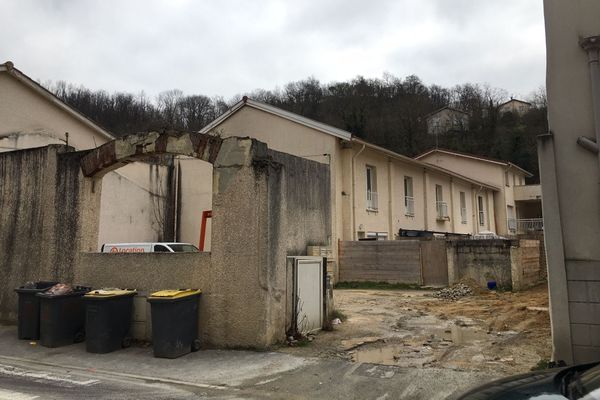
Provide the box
[526,307,549,312]
[332,318,342,325]
[46,283,74,296]
[431,283,473,301]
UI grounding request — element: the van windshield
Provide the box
[168,244,200,253]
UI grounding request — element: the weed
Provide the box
[531,359,551,371]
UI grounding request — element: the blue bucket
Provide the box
[487,281,497,290]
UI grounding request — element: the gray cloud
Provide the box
[0,0,545,100]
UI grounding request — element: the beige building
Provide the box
[0,61,177,248]
[415,148,540,236]
[425,106,469,135]
[541,0,600,364]
[201,97,500,254]
[498,98,533,116]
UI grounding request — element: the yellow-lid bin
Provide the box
[148,289,201,301]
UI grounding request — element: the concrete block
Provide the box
[573,345,600,364]
[569,302,600,324]
[566,260,600,281]
[571,323,591,346]
[587,282,600,303]
[568,281,588,302]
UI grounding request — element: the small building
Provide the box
[415,148,541,236]
[425,106,469,135]
[498,98,533,116]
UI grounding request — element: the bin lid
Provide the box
[148,289,201,299]
[85,289,137,298]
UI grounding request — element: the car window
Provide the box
[153,245,170,252]
[168,244,200,253]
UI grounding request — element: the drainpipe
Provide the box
[351,143,366,240]
[580,36,600,166]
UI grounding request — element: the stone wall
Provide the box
[447,239,541,290]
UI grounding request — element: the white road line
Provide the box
[0,388,39,400]
[0,364,100,386]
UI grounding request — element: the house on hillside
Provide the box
[498,98,533,116]
[424,106,469,135]
[415,148,542,236]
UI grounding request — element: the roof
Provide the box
[200,96,352,140]
[201,98,499,191]
[423,106,469,120]
[498,98,532,108]
[354,139,500,191]
[414,148,533,177]
[0,61,114,141]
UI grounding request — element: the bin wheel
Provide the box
[191,339,201,352]
[122,337,132,348]
[74,331,85,343]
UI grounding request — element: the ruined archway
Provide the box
[80,131,223,178]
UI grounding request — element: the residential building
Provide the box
[415,148,541,236]
[425,106,469,135]
[498,98,533,116]
[201,97,500,256]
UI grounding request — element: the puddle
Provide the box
[350,325,489,367]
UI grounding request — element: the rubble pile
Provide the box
[432,283,473,301]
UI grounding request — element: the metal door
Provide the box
[293,257,323,333]
[420,240,449,286]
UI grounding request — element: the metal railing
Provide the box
[517,218,543,233]
[436,201,449,219]
[405,196,415,216]
[367,190,378,210]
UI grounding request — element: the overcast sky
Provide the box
[1,0,546,100]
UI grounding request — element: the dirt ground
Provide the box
[281,284,551,376]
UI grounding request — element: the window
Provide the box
[513,174,517,186]
[153,244,170,252]
[505,171,510,187]
[435,184,448,219]
[366,166,378,210]
[478,196,485,226]
[366,232,388,240]
[404,176,414,216]
[507,205,516,232]
[459,191,467,224]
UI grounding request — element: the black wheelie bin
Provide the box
[37,284,91,348]
[84,289,137,353]
[147,289,201,358]
[14,281,58,340]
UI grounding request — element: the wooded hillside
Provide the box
[46,74,546,182]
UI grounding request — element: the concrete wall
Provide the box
[0,145,98,321]
[541,0,600,363]
[446,239,541,290]
[75,253,210,340]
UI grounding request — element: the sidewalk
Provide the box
[0,325,501,399]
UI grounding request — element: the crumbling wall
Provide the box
[0,145,90,321]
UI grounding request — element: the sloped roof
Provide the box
[200,96,351,140]
[200,98,499,191]
[423,106,469,120]
[0,61,114,141]
[498,98,532,108]
[415,148,533,177]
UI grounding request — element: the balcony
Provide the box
[405,196,415,216]
[367,190,378,211]
[517,218,544,234]
[514,184,542,202]
[436,201,449,220]
[507,218,517,233]
[460,207,467,224]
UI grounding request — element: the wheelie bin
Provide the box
[14,281,58,340]
[37,285,91,348]
[147,289,201,358]
[84,289,137,353]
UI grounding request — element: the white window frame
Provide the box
[478,195,485,226]
[459,191,467,224]
[366,165,378,211]
[404,176,414,216]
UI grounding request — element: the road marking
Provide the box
[0,388,39,400]
[0,364,100,386]
[0,355,235,391]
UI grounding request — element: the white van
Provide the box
[101,243,200,253]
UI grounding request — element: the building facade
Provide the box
[425,106,470,135]
[415,148,541,237]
